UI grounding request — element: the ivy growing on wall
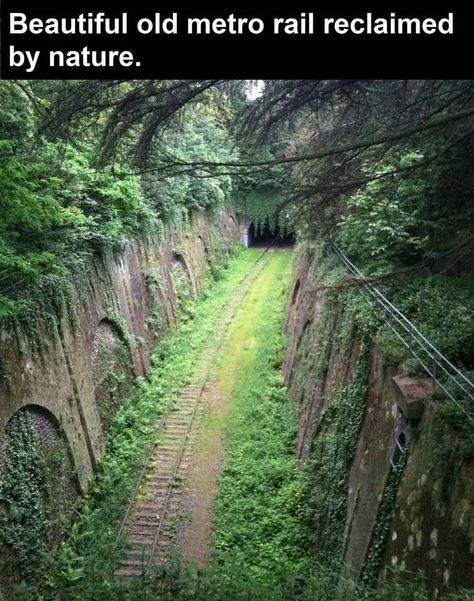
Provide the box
[360,453,408,586]
[234,187,291,235]
[149,306,168,338]
[104,289,135,350]
[0,411,48,580]
[93,340,134,433]
[305,346,369,573]
[171,260,193,317]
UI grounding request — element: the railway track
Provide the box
[112,256,267,577]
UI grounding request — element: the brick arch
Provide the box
[172,249,188,268]
[197,235,210,260]
[193,236,212,295]
[172,250,194,285]
[94,316,128,345]
[171,249,196,304]
[1,400,62,454]
[9,402,60,428]
[1,403,68,476]
[296,319,313,352]
[227,215,241,242]
[0,404,80,539]
[92,317,134,434]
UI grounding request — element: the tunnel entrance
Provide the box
[248,222,295,248]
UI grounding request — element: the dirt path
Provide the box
[175,377,227,566]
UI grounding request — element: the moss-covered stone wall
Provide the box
[284,241,474,597]
[0,209,240,492]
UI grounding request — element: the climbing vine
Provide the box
[360,453,408,586]
[149,306,168,338]
[94,340,133,433]
[171,261,193,317]
[305,347,369,572]
[0,411,48,580]
[234,187,291,236]
[104,291,135,350]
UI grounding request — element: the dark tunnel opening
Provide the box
[248,222,295,248]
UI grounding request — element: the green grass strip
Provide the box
[210,250,312,589]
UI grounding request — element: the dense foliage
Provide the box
[211,252,310,582]
[0,411,48,580]
[337,152,428,271]
[0,81,237,319]
[5,80,472,308]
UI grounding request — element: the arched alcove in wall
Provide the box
[194,236,211,292]
[197,235,210,262]
[0,404,80,584]
[171,250,194,313]
[172,250,187,268]
[0,404,67,479]
[92,318,134,434]
[390,409,409,469]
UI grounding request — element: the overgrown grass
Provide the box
[210,251,310,584]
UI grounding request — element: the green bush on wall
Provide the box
[0,411,48,581]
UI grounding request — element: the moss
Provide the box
[439,400,474,459]
[376,330,409,366]
[211,251,310,580]
[361,454,407,587]
[305,346,369,572]
[170,261,193,317]
[104,295,135,350]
